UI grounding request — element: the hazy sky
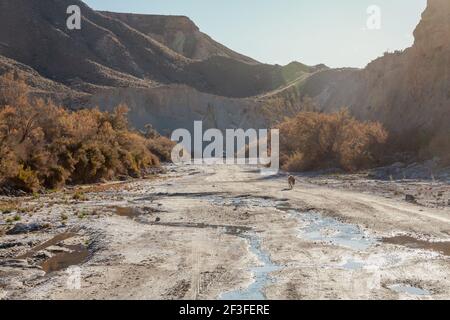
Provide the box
[84,0,427,68]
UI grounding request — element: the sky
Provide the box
[84,0,427,68]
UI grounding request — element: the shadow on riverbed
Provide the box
[135,192,230,202]
[147,221,251,236]
[383,235,450,257]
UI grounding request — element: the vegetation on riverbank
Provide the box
[278,110,388,172]
[0,72,174,193]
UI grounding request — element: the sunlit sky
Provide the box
[84,0,427,68]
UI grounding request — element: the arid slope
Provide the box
[297,0,450,136]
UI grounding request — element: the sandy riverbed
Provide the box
[1,164,450,300]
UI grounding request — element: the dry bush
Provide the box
[386,127,450,167]
[143,124,175,162]
[423,129,450,166]
[0,72,173,193]
[147,136,175,162]
[278,110,388,172]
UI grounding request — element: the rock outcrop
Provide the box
[298,0,450,137]
[88,85,268,134]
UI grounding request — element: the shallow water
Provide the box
[115,206,143,218]
[17,231,89,273]
[291,210,377,251]
[341,259,366,270]
[198,193,442,298]
[40,245,90,273]
[17,232,77,259]
[221,234,281,300]
[388,284,430,296]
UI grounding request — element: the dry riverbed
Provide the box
[1,164,450,300]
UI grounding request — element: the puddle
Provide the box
[382,236,450,257]
[388,284,430,296]
[341,259,366,270]
[16,230,90,273]
[115,207,143,218]
[114,206,164,219]
[221,233,281,300]
[291,211,377,251]
[40,245,89,273]
[17,231,77,259]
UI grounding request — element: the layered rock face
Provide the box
[88,85,266,134]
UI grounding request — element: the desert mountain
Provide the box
[0,0,326,134]
[0,0,447,146]
[0,0,321,100]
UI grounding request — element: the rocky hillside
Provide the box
[0,0,184,92]
[297,0,450,138]
[0,0,325,134]
[0,55,87,104]
[100,12,258,64]
[0,0,319,100]
[0,0,446,148]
